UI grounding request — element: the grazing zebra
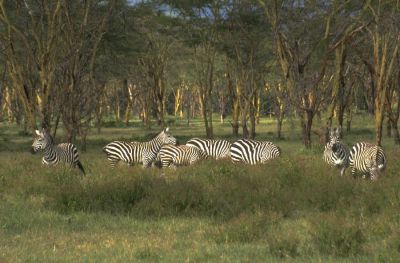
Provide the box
[230,139,281,165]
[323,127,349,176]
[103,128,177,168]
[31,129,85,174]
[349,142,387,181]
[157,144,207,168]
[185,138,231,160]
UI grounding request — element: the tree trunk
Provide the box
[346,107,352,132]
[250,96,257,139]
[277,111,284,139]
[206,90,214,138]
[80,132,87,152]
[301,110,314,148]
[374,109,384,146]
[392,121,400,145]
[386,118,392,137]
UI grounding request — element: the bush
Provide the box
[312,214,366,257]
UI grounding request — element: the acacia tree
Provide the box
[0,0,64,131]
[355,0,399,146]
[385,63,400,144]
[166,0,225,138]
[55,0,115,146]
[265,80,287,138]
[260,0,366,148]
[220,0,271,139]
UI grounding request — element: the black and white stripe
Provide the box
[32,129,85,174]
[323,127,349,176]
[157,144,207,168]
[103,128,177,168]
[349,142,387,180]
[230,139,281,165]
[185,138,231,160]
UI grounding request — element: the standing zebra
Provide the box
[31,128,85,174]
[323,127,349,176]
[349,142,387,181]
[103,128,177,168]
[157,144,207,168]
[186,138,231,160]
[230,139,281,165]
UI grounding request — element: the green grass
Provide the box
[1,116,400,262]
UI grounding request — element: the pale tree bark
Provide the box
[354,1,400,146]
[0,0,63,130]
[266,82,287,139]
[260,0,366,148]
[194,43,216,138]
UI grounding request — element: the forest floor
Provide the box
[1,115,399,262]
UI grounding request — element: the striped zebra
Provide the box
[31,129,85,174]
[349,142,387,181]
[323,127,349,176]
[103,128,177,168]
[157,144,207,168]
[185,138,231,160]
[230,139,281,165]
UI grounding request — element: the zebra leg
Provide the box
[76,161,86,175]
[107,157,119,168]
[169,163,178,170]
[340,166,346,176]
[369,169,379,181]
[351,168,357,179]
[142,159,152,168]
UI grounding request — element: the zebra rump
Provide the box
[349,142,387,181]
[157,144,207,168]
[230,139,281,165]
[185,138,231,160]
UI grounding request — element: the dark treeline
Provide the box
[0,0,399,148]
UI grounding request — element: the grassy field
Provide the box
[1,115,400,262]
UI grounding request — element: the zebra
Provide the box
[349,142,387,181]
[230,139,281,165]
[323,127,349,176]
[102,128,177,168]
[31,128,85,174]
[185,138,231,160]
[157,144,208,168]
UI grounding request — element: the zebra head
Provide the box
[329,127,342,145]
[369,167,381,181]
[158,127,177,146]
[32,129,53,152]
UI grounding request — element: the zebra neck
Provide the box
[43,143,56,160]
[151,135,163,151]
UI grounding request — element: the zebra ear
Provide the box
[164,127,169,133]
[35,130,41,136]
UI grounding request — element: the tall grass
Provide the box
[1,118,400,262]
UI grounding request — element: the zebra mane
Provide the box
[42,130,54,145]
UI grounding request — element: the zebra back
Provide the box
[186,138,231,159]
[230,139,280,165]
[158,144,207,168]
[103,128,177,168]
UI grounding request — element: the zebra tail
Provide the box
[77,161,86,175]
